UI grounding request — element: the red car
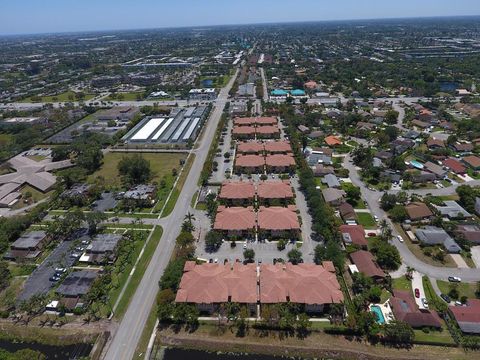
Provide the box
[367,232,376,237]
[414,288,420,298]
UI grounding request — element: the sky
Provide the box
[1,0,480,35]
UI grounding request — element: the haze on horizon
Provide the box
[1,0,480,35]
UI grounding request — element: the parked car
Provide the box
[243,243,247,249]
[54,267,66,274]
[455,301,463,306]
[397,235,404,243]
[49,275,61,282]
[70,252,81,259]
[373,215,379,222]
[421,298,429,309]
[440,293,451,303]
[367,232,376,237]
[414,288,420,298]
[448,276,461,283]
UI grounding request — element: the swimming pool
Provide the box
[410,160,424,169]
[371,305,385,324]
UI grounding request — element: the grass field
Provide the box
[113,226,163,319]
[0,133,13,146]
[437,280,478,299]
[356,212,376,229]
[88,152,187,187]
[20,91,95,103]
[161,153,195,217]
[104,92,145,101]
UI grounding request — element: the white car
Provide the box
[397,235,404,243]
[373,215,379,222]
[421,298,429,309]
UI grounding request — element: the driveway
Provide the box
[471,246,480,268]
[411,271,427,309]
[450,254,469,269]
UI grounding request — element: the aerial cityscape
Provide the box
[1,1,480,360]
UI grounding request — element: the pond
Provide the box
[0,339,92,359]
[162,348,305,360]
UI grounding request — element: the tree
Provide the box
[351,272,373,294]
[159,258,186,291]
[205,230,222,252]
[85,211,107,234]
[0,261,11,291]
[380,192,397,211]
[384,321,414,346]
[390,205,408,222]
[313,244,326,264]
[182,212,196,233]
[287,249,303,264]
[118,155,152,185]
[176,231,195,249]
[385,109,399,125]
[243,249,255,263]
[372,240,401,270]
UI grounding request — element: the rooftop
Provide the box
[11,231,47,249]
[214,206,256,231]
[257,181,293,200]
[219,181,255,200]
[257,206,299,231]
[349,250,385,278]
[405,202,433,220]
[56,270,98,297]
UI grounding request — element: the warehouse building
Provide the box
[123,106,208,145]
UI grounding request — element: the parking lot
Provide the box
[17,229,89,302]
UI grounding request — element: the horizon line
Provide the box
[1,14,480,38]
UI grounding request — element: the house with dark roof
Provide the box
[340,225,367,248]
[455,225,480,245]
[322,174,341,188]
[80,234,123,264]
[450,142,473,154]
[4,231,48,260]
[338,203,357,223]
[313,164,334,177]
[390,290,442,328]
[56,270,99,310]
[449,299,480,334]
[322,188,346,206]
[405,202,433,221]
[424,161,447,178]
[349,250,385,281]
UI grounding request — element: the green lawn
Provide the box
[20,91,95,103]
[161,153,195,218]
[0,133,13,146]
[413,329,455,345]
[356,212,376,229]
[392,276,412,292]
[113,226,163,319]
[437,280,478,299]
[88,152,187,188]
[104,92,145,101]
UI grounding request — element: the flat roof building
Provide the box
[5,231,48,260]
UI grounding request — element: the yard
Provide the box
[87,152,187,187]
[437,280,478,299]
[20,91,95,103]
[392,276,412,292]
[103,92,145,101]
[356,212,376,229]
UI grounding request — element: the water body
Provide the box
[0,339,92,360]
[163,348,304,360]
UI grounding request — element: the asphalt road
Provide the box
[102,68,239,360]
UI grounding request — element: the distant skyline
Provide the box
[1,0,480,35]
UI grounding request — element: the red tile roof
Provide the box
[176,261,258,304]
[390,290,442,328]
[214,206,256,231]
[265,154,296,167]
[257,206,300,231]
[339,225,367,247]
[443,158,466,174]
[449,299,480,331]
[235,154,265,168]
[264,141,292,154]
[257,181,294,200]
[463,155,480,168]
[256,125,280,135]
[259,263,344,305]
[237,141,265,154]
[232,126,256,135]
[325,135,342,146]
[234,117,277,126]
[349,250,385,278]
[219,181,255,200]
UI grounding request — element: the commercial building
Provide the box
[94,107,139,122]
[56,270,99,310]
[123,106,208,145]
[4,231,48,260]
[188,88,216,100]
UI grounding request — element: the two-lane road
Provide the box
[102,69,239,360]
